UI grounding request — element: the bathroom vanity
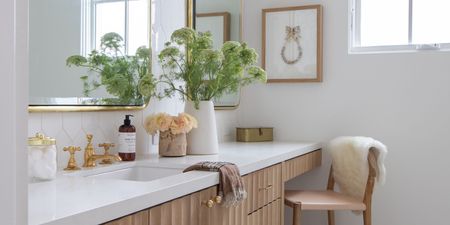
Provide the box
[29,142,322,225]
[26,1,322,224]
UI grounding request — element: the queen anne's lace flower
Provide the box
[157,28,267,109]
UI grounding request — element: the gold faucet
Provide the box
[63,146,81,171]
[83,134,121,168]
[99,143,116,164]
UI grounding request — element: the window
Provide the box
[350,0,450,53]
[81,0,149,56]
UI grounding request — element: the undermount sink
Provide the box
[87,166,183,182]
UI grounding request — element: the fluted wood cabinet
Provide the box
[103,150,321,225]
[282,150,322,182]
[103,210,149,225]
[147,186,216,225]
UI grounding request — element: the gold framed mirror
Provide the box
[28,0,152,112]
[186,0,243,110]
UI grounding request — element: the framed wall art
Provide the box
[196,12,231,50]
[262,5,323,83]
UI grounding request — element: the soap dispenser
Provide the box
[118,115,136,161]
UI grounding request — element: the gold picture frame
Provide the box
[196,12,231,44]
[262,5,323,83]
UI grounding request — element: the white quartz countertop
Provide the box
[29,142,322,225]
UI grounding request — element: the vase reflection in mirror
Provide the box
[185,101,219,155]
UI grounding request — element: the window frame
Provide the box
[82,0,135,56]
[349,0,450,54]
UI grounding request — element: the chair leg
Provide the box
[327,210,335,225]
[292,204,301,225]
[363,209,371,225]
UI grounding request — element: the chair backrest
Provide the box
[327,149,377,206]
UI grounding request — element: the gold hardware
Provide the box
[85,154,122,167]
[259,184,274,191]
[83,134,121,167]
[63,146,81,171]
[202,199,214,208]
[202,195,222,208]
[213,195,222,204]
[28,98,149,113]
[28,133,56,146]
[99,143,116,164]
[83,134,95,167]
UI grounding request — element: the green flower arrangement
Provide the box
[158,27,266,109]
[66,32,155,105]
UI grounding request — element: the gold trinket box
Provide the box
[236,127,273,142]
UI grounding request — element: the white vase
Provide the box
[184,100,219,155]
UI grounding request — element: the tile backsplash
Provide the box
[29,111,148,169]
[28,100,237,170]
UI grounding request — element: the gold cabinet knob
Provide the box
[202,200,214,208]
[213,196,222,204]
[63,146,81,171]
[259,184,274,191]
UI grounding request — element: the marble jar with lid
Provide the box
[28,133,57,181]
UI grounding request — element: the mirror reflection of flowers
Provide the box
[145,113,198,135]
[157,28,267,109]
[66,32,156,105]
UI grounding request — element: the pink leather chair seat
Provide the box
[285,190,366,211]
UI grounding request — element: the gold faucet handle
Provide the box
[63,146,81,171]
[99,143,115,155]
[99,143,116,164]
[64,146,81,154]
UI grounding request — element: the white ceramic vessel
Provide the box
[184,100,219,155]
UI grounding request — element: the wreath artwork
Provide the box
[281,25,303,65]
[263,5,323,82]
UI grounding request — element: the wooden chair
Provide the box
[285,150,377,225]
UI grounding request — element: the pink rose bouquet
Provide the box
[145,113,198,135]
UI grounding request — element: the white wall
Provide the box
[29,0,89,98]
[239,0,450,225]
[0,0,28,224]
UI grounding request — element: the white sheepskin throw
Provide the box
[328,136,387,201]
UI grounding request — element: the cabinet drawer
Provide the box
[147,186,218,225]
[247,198,281,225]
[283,150,322,182]
[243,163,282,214]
